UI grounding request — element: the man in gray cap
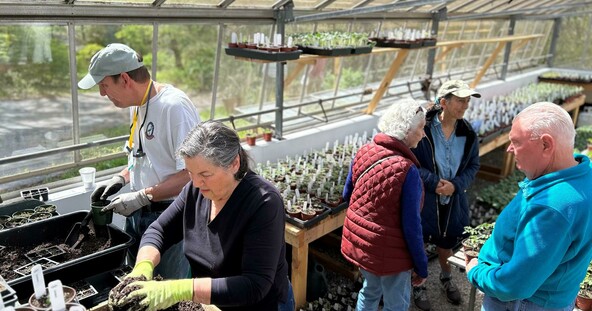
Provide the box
[79,43,200,279]
[411,80,481,310]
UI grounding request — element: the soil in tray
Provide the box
[0,230,112,282]
[110,276,205,311]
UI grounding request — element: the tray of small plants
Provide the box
[225,32,301,62]
[285,199,332,229]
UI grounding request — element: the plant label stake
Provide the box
[48,280,66,311]
[32,264,46,299]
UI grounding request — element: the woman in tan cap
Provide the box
[411,80,481,311]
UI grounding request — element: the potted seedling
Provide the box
[263,128,273,142]
[462,222,495,263]
[245,132,257,146]
[577,262,592,311]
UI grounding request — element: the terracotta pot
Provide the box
[246,136,256,146]
[576,295,592,311]
[228,42,238,48]
[263,132,272,142]
[300,210,316,221]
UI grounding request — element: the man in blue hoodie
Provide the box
[467,102,592,311]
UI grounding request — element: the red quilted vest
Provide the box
[341,133,421,276]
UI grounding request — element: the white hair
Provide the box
[378,99,425,140]
[515,102,575,149]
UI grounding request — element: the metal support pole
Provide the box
[272,0,293,139]
[547,17,561,67]
[426,7,444,78]
[501,17,515,80]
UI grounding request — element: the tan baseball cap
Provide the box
[437,80,481,99]
[78,43,144,89]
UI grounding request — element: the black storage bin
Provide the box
[0,211,134,303]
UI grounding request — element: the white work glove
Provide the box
[102,189,150,216]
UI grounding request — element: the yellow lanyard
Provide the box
[127,81,153,152]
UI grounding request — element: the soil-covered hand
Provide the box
[121,279,194,311]
[91,175,126,202]
[102,189,150,216]
[128,260,154,280]
[109,276,147,311]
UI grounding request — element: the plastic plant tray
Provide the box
[25,245,66,262]
[326,201,348,215]
[298,46,352,56]
[69,280,99,302]
[111,265,133,282]
[14,258,59,276]
[2,211,134,304]
[225,47,302,62]
[351,46,373,55]
[0,275,17,300]
[285,206,331,229]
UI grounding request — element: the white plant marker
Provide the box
[69,306,85,311]
[48,280,66,311]
[32,264,46,299]
[231,32,237,44]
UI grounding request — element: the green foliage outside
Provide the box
[575,126,592,152]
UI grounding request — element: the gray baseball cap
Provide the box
[437,80,481,99]
[78,43,144,89]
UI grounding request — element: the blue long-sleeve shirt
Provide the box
[468,155,592,308]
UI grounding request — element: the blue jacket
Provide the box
[411,109,480,241]
[468,154,592,309]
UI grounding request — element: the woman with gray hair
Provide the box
[341,99,428,311]
[109,121,294,311]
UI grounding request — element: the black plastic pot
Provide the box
[1,211,134,304]
[90,200,112,226]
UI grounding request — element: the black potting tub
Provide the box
[0,211,134,303]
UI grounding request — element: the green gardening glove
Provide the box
[127,260,154,280]
[121,279,194,311]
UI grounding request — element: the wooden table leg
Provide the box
[291,240,309,308]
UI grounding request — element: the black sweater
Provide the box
[141,171,289,310]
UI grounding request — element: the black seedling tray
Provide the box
[351,46,373,55]
[2,211,134,303]
[111,265,133,282]
[298,46,352,56]
[285,206,331,229]
[225,48,302,62]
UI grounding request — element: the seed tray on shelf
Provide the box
[351,46,373,55]
[285,206,331,229]
[111,265,133,282]
[298,46,352,56]
[225,48,302,62]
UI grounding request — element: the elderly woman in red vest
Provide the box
[341,99,428,311]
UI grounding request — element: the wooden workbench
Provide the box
[284,209,347,308]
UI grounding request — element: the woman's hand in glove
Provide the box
[119,279,194,311]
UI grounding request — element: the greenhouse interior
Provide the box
[1,0,592,310]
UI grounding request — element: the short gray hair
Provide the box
[177,121,251,180]
[515,102,575,149]
[378,99,426,140]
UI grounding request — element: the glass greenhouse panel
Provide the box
[0,25,73,177]
[155,23,217,122]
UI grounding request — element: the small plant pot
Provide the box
[66,303,87,311]
[28,212,53,223]
[300,210,316,221]
[286,208,302,219]
[4,217,28,229]
[12,209,36,219]
[34,204,57,214]
[263,132,273,142]
[246,135,256,146]
[576,295,592,311]
[29,285,77,310]
[91,200,113,226]
[228,42,238,48]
